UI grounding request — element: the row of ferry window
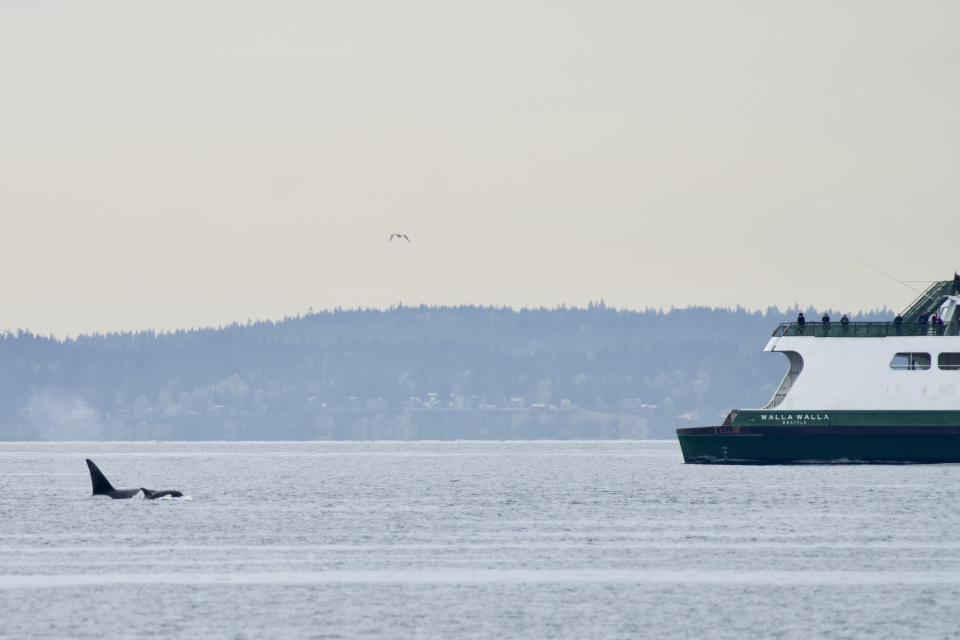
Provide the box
[890,352,960,370]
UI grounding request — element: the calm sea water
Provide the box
[1,441,960,639]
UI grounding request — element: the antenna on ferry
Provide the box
[849,255,938,301]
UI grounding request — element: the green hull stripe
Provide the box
[731,410,960,428]
[677,431,960,464]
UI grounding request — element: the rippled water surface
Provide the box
[2,441,960,639]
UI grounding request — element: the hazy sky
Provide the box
[2,1,958,336]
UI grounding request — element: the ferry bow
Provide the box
[677,278,960,463]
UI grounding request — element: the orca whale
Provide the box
[86,459,183,499]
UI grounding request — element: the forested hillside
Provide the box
[0,304,889,440]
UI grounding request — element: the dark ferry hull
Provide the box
[676,425,960,464]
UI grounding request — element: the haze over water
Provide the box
[2,441,959,638]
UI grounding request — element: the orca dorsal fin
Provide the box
[86,459,116,495]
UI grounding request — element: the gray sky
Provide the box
[2,1,958,336]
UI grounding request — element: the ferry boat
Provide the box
[677,277,960,463]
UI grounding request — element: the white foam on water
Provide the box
[4,540,960,554]
[3,569,960,589]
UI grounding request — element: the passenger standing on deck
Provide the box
[919,312,928,335]
[797,312,806,334]
[841,314,849,333]
[894,313,903,335]
[822,312,830,334]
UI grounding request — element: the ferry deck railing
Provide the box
[775,321,960,338]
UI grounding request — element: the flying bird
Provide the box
[389,233,411,243]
